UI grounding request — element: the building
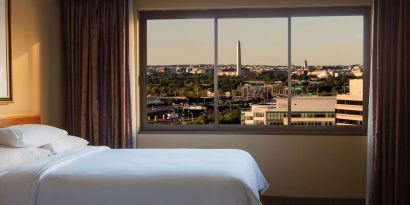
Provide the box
[351,66,363,77]
[303,60,308,70]
[335,79,363,125]
[241,97,336,126]
[308,69,330,79]
[218,66,237,76]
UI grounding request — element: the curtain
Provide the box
[61,0,132,148]
[371,0,410,204]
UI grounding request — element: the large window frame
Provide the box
[138,7,371,135]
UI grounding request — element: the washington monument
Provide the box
[236,40,242,76]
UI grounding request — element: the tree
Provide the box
[219,109,241,124]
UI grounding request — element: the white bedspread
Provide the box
[0,146,269,205]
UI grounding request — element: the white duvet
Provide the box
[0,146,269,205]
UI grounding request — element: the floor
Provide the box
[261,196,365,205]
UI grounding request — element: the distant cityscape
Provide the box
[146,41,363,126]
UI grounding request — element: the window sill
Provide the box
[138,129,367,136]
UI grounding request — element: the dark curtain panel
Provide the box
[371,0,410,204]
[61,0,132,148]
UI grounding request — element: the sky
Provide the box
[147,16,363,66]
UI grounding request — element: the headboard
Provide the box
[0,115,41,128]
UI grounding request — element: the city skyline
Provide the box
[147,63,362,66]
[147,16,364,66]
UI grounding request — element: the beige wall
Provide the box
[0,0,64,128]
[138,134,367,198]
[134,0,370,198]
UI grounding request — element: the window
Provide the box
[140,7,370,134]
[291,16,364,127]
[254,112,265,118]
[336,100,363,106]
[218,18,287,125]
[145,19,215,125]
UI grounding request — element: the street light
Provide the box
[188,111,194,121]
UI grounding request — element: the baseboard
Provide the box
[261,196,365,205]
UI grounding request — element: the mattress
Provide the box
[0,146,269,205]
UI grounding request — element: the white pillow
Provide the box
[0,124,68,148]
[42,135,89,154]
[0,145,52,170]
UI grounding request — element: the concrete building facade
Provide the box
[335,79,364,125]
[241,97,337,126]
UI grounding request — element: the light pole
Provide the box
[188,111,194,122]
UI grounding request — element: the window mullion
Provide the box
[287,17,292,126]
[214,18,219,127]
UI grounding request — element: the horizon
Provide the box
[147,63,363,66]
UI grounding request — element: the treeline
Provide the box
[146,72,360,98]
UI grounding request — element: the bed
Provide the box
[0,116,269,205]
